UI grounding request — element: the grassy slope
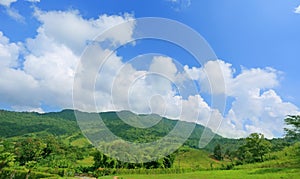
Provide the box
[173,147,229,169]
[98,143,300,179]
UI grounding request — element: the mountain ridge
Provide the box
[0,109,228,151]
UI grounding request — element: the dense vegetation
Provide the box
[0,109,299,178]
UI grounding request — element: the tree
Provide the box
[284,115,300,140]
[93,151,112,169]
[224,149,234,162]
[213,144,223,160]
[0,152,15,169]
[14,138,46,165]
[238,133,271,163]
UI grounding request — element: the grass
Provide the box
[173,147,229,169]
[99,168,300,179]
[71,137,91,147]
[77,156,94,167]
[97,144,300,179]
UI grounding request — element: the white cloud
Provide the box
[199,60,231,94]
[167,0,191,11]
[0,32,41,111]
[0,0,17,7]
[0,0,39,7]
[12,106,44,113]
[182,60,299,138]
[0,0,25,22]
[27,0,40,2]
[230,67,279,96]
[0,31,21,68]
[295,5,300,14]
[5,7,24,23]
[0,9,135,112]
[33,9,134,54]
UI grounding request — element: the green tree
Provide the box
[213,144,223,160]
[42,136,65,158]
[93,151,111,169]
[0,152,15,169]
[15,137,46,165]
[284,115,300,140]
[238,133,271,163]
[224,149,234,162]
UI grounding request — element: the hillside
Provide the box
[0,110,78,137]
[0,109,225,151]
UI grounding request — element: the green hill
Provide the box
[0,110,78,137]
[0,109,224,151]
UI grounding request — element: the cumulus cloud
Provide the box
[295,5,300,14]
[0,33,39,109]
[0,9,135,112]
[0,32,21,68]
[183,61,299,138]
[33,9,134,54]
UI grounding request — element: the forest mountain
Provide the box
[0,109,235,151]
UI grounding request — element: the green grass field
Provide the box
[173,147,230,169]
[99,168,300,179]
[97,144,300,179]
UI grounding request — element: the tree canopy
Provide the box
[237,133,272,163]
[284,115,300,141]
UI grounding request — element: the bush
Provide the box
[220,163,234,170]
[0,168,58,179]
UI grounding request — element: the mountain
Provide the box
[0,109,230,151]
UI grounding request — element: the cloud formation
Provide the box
[295,5,300,14]
[184,61,299,138]
[0,9,134,112]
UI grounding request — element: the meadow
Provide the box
[98,168,300,179]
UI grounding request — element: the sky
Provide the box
[0,0,300,139]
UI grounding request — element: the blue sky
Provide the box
[0,0,300,138]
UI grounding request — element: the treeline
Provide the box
[211,115,300,168]
[0,135,90,170]
[0,110,78,137]
[93,151,175,169]
[0,135,177,178]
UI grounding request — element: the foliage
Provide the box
[93,150,175,170]
[284,115,300,141]
[0,110,78,138]
[14,137,46,165]
[237,133,272,163]
[213,144,223,161]
[0,152,15,169]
